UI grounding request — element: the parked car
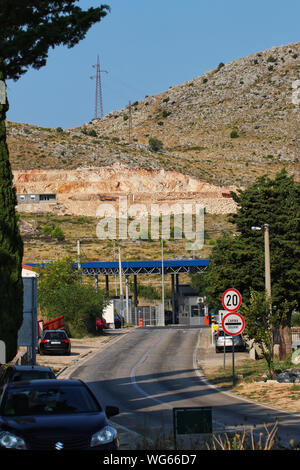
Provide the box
[215,330,246,353]
[114,313,124,329]
[0,366,56,394]
[0,379,120,450]
[96,317,107,331]
[38,329,71,356]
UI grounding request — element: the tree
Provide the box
[38,257,108,334]
[148,137,163,152]
[0,2,109,361]
[193,170,300,359]
[0,75,24,362]
[240,290,275,378]
[0,2,110,81]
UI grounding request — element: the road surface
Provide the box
[70,326,300,448]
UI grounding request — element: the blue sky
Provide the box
[6,0,300,129]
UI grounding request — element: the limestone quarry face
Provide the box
[13,164,238,216]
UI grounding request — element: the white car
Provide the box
[215,330,246,353]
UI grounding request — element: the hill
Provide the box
[7,41,300,187]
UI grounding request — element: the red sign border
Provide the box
[222,288,242,312]
[222,312,245,336]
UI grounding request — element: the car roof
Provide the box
[8,379,85,388]
[7,365,54,372]
[43,329,66,333]
[5,379,83,389]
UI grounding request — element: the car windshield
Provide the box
[11,371,54,382]
[43,331,66,340]
[2,385,101,417]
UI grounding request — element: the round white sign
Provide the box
[222,288,242,312]
[222,312,245,336]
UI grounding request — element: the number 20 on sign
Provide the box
[222,288,242,312]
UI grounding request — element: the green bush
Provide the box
[230,129,239,139]
[42,224,65,241]
[148,137,163,152]
[51,226,65,241]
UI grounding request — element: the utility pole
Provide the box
[113,241,118,296]
[161,237,165,326]
[263,224,271,299]
[128,100,132,144]
[118,248,124,327]
[90,55,108,119]
[251,224,271,298]
[77,240,81,269]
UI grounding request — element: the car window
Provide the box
[43,331,67,340]
[2,385,101,416]
[11,371,55,382]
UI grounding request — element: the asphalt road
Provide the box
[69,326,300,448]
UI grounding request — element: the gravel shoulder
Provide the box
[199,328,300,414]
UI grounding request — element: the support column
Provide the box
[125,275,129,324]
[171,274,176,324]
[133,275,138,307]
[176,274,179,293]
[105,275,109,295]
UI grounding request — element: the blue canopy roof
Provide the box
[80,259,209,275]
[27,259,210,275]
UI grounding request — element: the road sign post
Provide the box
[222,312,245,385]
[221,288,244,385]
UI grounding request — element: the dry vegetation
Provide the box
[7,41,300,186]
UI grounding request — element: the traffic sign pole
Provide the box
[221,289,245,385]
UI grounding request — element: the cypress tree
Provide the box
[0,2,110,361]
[0,67,23,362]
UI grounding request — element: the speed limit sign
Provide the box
[222,288,242,312]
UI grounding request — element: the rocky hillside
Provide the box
[14,165,238,216]
[7,41,300,187]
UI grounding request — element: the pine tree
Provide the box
[0,2,109,361]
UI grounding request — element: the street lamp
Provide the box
[251,224,271,298]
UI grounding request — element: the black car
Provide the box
[0,379,120,450]
[39,329,71,356]
[0,366,56,394]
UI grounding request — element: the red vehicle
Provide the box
[96,317,107,330]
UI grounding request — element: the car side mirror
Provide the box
[105,405,119,418]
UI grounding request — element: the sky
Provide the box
[6,0,300,129]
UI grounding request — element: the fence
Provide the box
[292,327,300,342]
[132,305,164,327]
[38,315,65,338]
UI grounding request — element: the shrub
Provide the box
[42,224,65,241]
[230,129,239,138]
[148,137,163,152]
[51,226,65,241]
